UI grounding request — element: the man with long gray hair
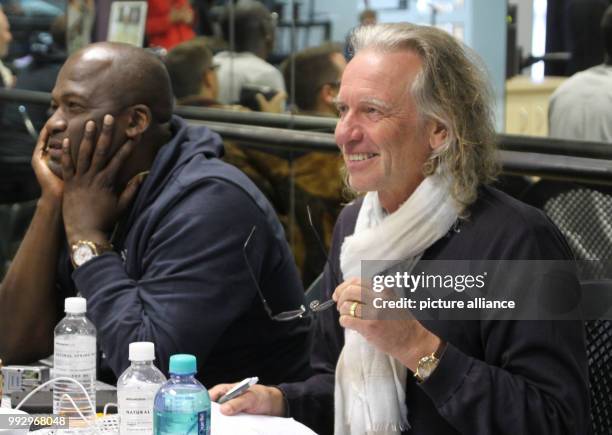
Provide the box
[211,23,589,435]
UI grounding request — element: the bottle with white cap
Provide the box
[53,297,97,427]
[117,342,166,435]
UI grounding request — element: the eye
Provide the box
[336,104,348,116]
[67,101,83,112]
[364,106,385,120]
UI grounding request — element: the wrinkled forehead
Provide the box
[340,49,421,98]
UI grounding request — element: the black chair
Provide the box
[522,180,612,435]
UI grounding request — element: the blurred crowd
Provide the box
[0,0,378,286]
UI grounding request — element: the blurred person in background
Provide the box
[146,0,195,50]
[0,4,13,87]
[0,4,39,205]
[214,0,285,108]
[165,37,221,107]
[281,43,346,117]
[14,15,67,131]
[359,9,378,26]
[549,4,612,143]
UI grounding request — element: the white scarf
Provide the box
[334,173,459,435]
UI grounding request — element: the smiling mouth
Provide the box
[346,153,379,161]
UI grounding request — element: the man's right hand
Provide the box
[209,383,287,417]
[32,127,63,201]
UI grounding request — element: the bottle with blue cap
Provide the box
[153,354,211,435]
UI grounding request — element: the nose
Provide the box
[335,112,363,149]
[45,109,67,136]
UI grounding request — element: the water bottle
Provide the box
[153,354,211,435]
[53,297,97,427]
[117,342,166,435]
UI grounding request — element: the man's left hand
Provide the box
[61,115,143,246]
[333,277,442,372]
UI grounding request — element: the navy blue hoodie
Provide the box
[57,116,312,386]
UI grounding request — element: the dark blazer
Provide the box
[280,186,590,435]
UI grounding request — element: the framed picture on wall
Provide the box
[107,1,148,47]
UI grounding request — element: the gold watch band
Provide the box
[414,340,447,383]
[70,240,113,268]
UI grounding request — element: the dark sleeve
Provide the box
[278,200,361,435]
[419,216,590,435]
[70,179,287,376]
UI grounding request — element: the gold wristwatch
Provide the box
[70,240,113,268]
[414,341,447,383]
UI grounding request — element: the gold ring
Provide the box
[349,301,359,318]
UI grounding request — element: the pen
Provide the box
[218,376,259,404]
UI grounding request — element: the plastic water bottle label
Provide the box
[53,334,96,421]
[118,384,160,434]
[53,335,96,381]
[197,410,210,435]
[154,409,210,435]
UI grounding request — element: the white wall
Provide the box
[312,0,360,42]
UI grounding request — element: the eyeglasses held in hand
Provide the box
[306,205,339,312]
[243,226,306,321]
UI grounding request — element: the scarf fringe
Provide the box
[344,422,412,432]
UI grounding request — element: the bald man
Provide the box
[0,42,312,387]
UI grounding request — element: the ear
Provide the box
[428,120,448,151]
[320,83,337,105]
[125,105,152,139]
[202,69,214,89]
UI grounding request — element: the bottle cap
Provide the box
[169,354,197,375]
[129,342,155,361]
[65,297,87,314]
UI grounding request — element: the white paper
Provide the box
[211,402,317,435]
[30,403,317,434]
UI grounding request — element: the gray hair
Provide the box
[349,23,499,211]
